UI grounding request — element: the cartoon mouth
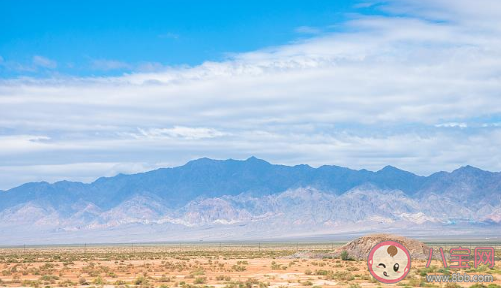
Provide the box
[383,271,389,277]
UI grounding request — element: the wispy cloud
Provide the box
[32,55,57,69]
[295,26,322,35]
[435,122,468,128]
[354,2,377,9]
[0,55,57,72]
[136,62,168,73]
[0,135,52,156]
[135,127,228,140]
[482,123,501,127]
[90,59,131,71]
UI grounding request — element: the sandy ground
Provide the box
[0,245,499,287]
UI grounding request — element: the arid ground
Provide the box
[0,243,500,288]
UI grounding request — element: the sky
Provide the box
[1,0,501,190]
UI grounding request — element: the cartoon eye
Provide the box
[378,263,386,268]
[393,263,399,272]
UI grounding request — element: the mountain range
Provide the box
[1,157,500,245]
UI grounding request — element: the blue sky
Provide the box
[1,0,362,77]
[1,0,501,189]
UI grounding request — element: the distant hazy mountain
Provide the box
[0,157,500,244]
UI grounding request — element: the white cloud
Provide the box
[32,55,57,69]
[0,135,52,155]
[482,123,501,127]
[90,59,131,71]
[136,62,167,72]
[435,122,467,128]
[1,0,501,188]
[135,126,228,140]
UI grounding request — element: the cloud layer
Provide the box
[1,0,501,189]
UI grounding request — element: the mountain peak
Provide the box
[245,156,269,164]
[452,165,487,175]
[245,156,259,161]
[459,165,479,170]
[185,157,220,166]
[377,165,409,174]
[185,156,270,166]
[380,165,399,171]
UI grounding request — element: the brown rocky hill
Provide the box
[335,233,430,260]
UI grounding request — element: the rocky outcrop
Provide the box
[335,234,430,260]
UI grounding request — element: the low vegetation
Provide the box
[0,244,498,287]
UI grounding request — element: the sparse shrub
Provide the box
[39,275,59,284]
[315,269,330,275]
[12,275,21,283]
[332,271,354,281]
[79,277,89,285]
[190,268,205,276]
[114,279,127,285]
[232,265,246,272]
[216,275,231,281]
[271,261,281,270]
[58,279,75,287]
[194,277,206,284]
[438,267,451,275]
[93,276,106,285]
[134,275,148,285]
[22,280,40,287]
[418,266,436,276]
[407,277,424,287]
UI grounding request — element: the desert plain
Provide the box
[0,242,500,288]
